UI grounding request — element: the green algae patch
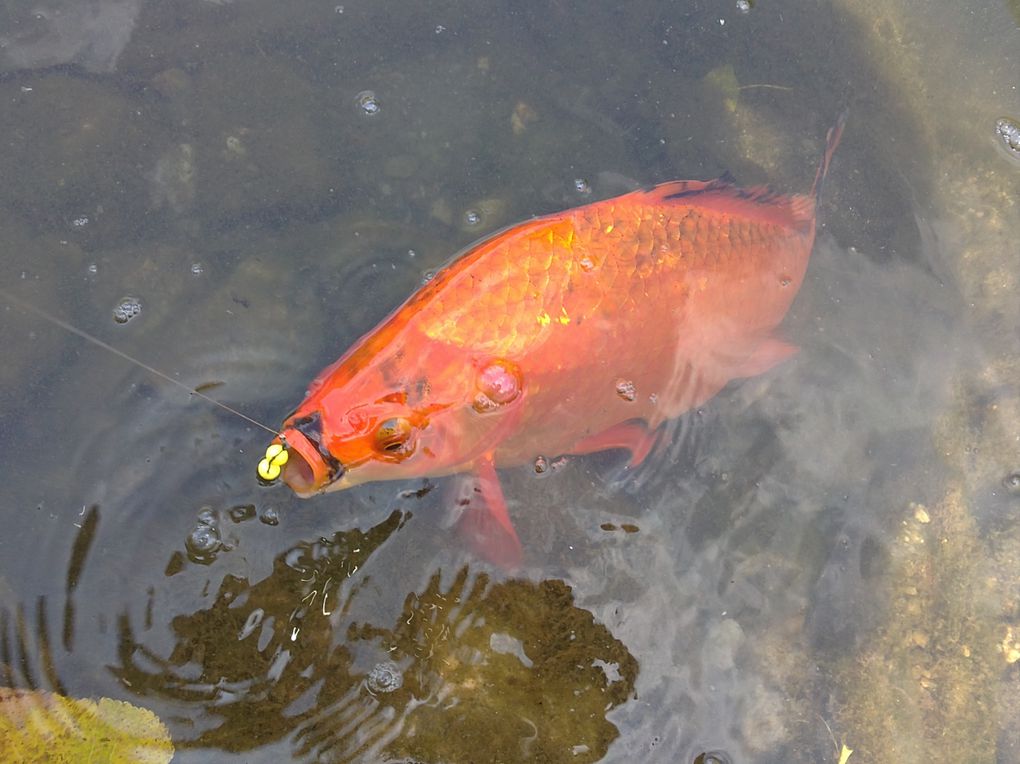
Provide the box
[0,688,173,763]
[114,507,637,763]
[831,490,1002,762]
[370,569,638,764]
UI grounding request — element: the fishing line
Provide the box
[0,285,280,436]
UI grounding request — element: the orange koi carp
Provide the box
[264,115,846,567]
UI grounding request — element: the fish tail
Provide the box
[810,109,848,198]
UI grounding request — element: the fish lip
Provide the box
[280,431,327,494]
[281,418,345,493]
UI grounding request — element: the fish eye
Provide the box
[374,417,415,455]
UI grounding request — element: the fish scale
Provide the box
[402,192,811,445]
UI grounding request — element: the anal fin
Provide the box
[734,337,799,378]
[451,454,522,570]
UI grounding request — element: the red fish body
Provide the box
[269,117,845,565]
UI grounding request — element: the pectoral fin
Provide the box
[734,337,799,378]
[451,454,522,570]
[569,420,660,467]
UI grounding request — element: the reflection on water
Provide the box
[114,511,636,762]
[0,0,1019,762]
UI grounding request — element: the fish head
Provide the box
[271,342,525,497]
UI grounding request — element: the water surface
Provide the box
[1,0,1019,762]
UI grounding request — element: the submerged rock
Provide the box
[0,0,141,74]
[0,75,171,243]
[832,489,1001,761]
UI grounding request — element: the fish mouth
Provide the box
[280,417,344,495]
[281,442,318,495]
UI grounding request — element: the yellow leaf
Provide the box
[838,743,854,764]
[0,688,173,763]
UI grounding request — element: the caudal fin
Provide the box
[811,110,848,198]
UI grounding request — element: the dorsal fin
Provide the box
[637,177,816,234]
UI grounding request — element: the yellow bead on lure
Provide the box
[257,443,289,482]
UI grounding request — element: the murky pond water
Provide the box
[1,0,1019,762]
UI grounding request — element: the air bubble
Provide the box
[615,379,637,402]
[996,118,1020,157]
[355,90,380,117]
[87,263,98,275]
[578,255,596,272]
[196,507,218,527]
[186,522,222,564]
[779,276,792,287]
[190,262,204,276]
[112,296,142,324]
[260,506,281,526]
[1003,472,1020,495]
[573,178,591,194]
[434,24,446,34]
[422,270,436,284]
[474,359,522,413]
[228,504,257,523]
[225,135,245,156]
[71,215,89,228]
[463,209,482,226]
[735,0,752,12]
[366,661,403,693]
